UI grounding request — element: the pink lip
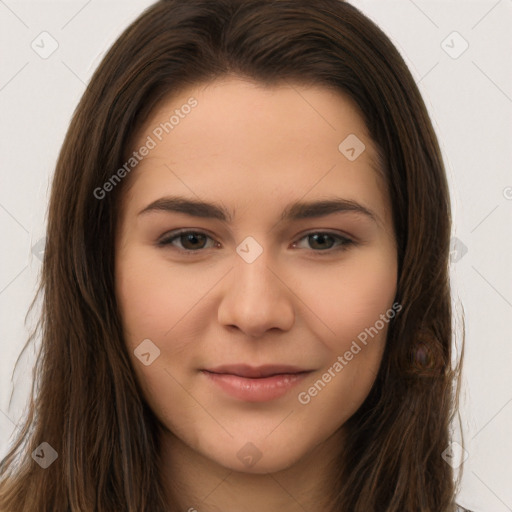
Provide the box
[202,364,312,402]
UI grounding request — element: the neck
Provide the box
[158,427,345,512]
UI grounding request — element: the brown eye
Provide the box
[292,232,355,252]
[307,233,336,250]
[158,231,216,251]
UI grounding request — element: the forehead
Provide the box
[134,76,381,167]
[119,77,389,226]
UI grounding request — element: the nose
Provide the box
[217,246,295,338]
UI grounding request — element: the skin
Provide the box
[115,76,398,512]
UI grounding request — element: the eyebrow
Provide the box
[138,195,379,225]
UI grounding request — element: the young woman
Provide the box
[0,0,472,510]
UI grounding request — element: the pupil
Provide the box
[183,233,205,249]
[311,234,332,250]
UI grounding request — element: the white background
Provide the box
[1,1,511,510]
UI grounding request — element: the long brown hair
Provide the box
[0,0,465,510]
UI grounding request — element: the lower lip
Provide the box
[202,371,309,402]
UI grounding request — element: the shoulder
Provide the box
[456,506,475,512]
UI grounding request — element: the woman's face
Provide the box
[115,77,398,474]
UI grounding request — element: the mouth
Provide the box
[201,364,313,402]
[203,364,311,378]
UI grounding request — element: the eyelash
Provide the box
[157,229,356,256]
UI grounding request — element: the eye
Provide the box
[291,232,355,252]
[157,230,218,251]
[157,229,355,255]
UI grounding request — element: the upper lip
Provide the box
[203,364,312,378]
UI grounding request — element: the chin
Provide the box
[205,437,310,475]
[230,453,301,475]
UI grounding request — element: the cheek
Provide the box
[296,262,396,426]
[306,255,396,415]
[115,247,198,341]
[115,250,197,429]
[115,247,213,386]
[337,262,396,342]
[294,249,397,354]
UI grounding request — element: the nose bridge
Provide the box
[233,239,280,307]
[217,237,295,336]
